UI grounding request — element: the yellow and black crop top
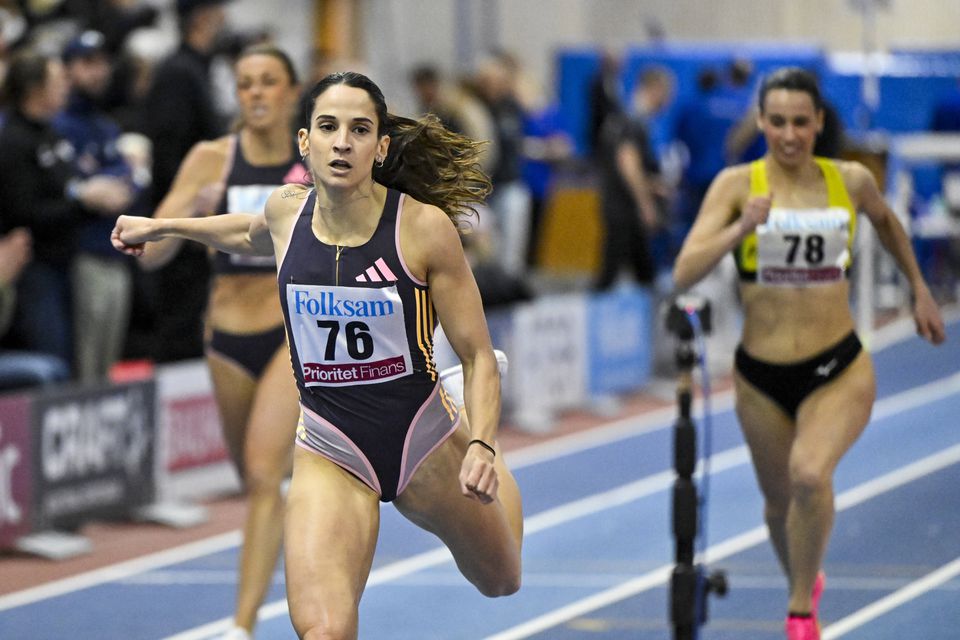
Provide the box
[733,157,857,285]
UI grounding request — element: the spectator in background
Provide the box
[674,63,756,239]
[595,65,674,290]
[0,228,70,391]
[488,49,575,268]
[475,55,532,278]
[447,74,500,174]
[55,30,138,383]
[408,63,498,175]
[134,44,303,639]
[410,64,466,133]
[0,3,26,105]
[95,1,163,134]
[587,49,623,158]
[85,0,159,55]
[408,63,529,308]
[140,0,231,362]
[493,55,576,268]
[0,48,130,370]
[520,102,573,267]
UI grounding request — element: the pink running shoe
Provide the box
[811,571,826,618]
[785,615,820,640]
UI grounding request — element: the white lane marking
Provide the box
[483,442,960,640]
[504,394,734,470]
[823,556,960,638]
[867,303,960,351]
[0,532,241,612]
[1,321,955,635]
[166,374,960,640]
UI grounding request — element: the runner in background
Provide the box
[672,66,945,640]
[133,44,303,640]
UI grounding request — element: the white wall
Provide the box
[227,0,314,77]
[215,0,960,110]
[358,0,960,108]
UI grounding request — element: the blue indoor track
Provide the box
[1,316,958,639]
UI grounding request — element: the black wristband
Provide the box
[468,439,496,458]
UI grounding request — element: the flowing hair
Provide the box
[303,71,491,228]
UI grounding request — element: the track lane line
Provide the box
[823,555,960,638]
[165,372,960,639]
[483,442,960,640]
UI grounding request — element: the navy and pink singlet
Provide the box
[277,188,459,501]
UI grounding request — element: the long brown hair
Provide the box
[303,71,491,227]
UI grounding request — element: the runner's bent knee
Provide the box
[788,455,832,502]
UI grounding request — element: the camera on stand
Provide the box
[665,294,727,640]
[666,294,712,343]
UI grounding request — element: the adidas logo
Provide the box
[355,257,397,283]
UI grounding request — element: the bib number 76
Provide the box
[316,320,374,360]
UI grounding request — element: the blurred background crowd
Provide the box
[1,0,958,394]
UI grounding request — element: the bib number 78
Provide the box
[316,320,374,360]
[784,234,824,264]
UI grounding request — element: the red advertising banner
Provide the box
[166,394,229,471]
[0,394,34,549]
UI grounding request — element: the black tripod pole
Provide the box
[670,325,699,640]
[666,297,726,640]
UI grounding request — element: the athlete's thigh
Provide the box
[734,371,795,502]
[285,446,381,629]
[794,351,876,470]
[243,347,300,479]
[394,420,522,581]
[206,353,258,465]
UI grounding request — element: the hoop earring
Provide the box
[375,157,384,168]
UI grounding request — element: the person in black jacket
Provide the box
[595,65,674,290]
[0,49,129,369]
[0,227,71,391]
[138,0,231,362]
[56,30,138,383]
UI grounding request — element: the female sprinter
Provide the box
[113,70,523,639]
[135,44,304,639]
[673,67,945,640]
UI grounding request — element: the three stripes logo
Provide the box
[355,257,397,283]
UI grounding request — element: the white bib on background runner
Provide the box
[756,207,851,286]
[285,283,412,387]
[226,184,276,267]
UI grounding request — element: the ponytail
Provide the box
[304,72,492,230]
[375,113,491,228]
